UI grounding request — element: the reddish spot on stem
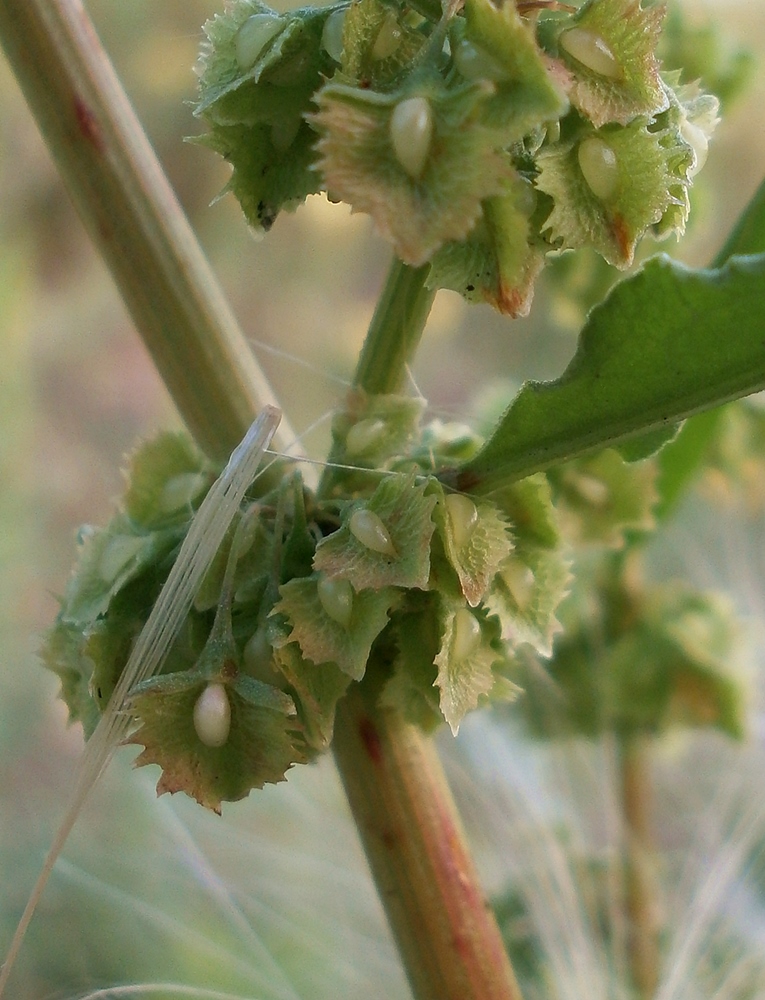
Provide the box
[381,828,397,850]
[74,97,104,153]
[358,715,383,765]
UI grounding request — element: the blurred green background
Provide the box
[1,1,764,997]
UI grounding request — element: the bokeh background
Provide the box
[1,1,764,997]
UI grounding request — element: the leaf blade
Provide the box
[455,253,765,492]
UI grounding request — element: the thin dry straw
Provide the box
[0,406,281,998]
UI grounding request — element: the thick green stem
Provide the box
[333,680,524,1000]
[0,0,294,464]
[318,257,434,497]
[351,258,435,396]
[621,733,660,1000]
[328,259,523,1000]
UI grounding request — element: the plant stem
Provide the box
[333,678,524,1000]
[328,258,523,1000]
[317,256,434,497]
[353,259,436,396]
[0,0,294,464]
[621,733,660,1000]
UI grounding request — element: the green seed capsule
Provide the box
[573,472,609,507]
[503,560,535,611]
[445,494,478,551]
[514,178,537,218]
[193,682,231,748]
[453,39,508,82]
[390,97,433,180]
[99,535,145,582]
[371,11,402,61]
[452,608,481,662]
[560,27,621,79]
[271,115,302,153]
[578,136,619,201]
[349,509,397,556]
[235,13,284,72]
[345,418,386,456]
[160,472,208,514]
[317,575,354,628]
[321,8,346,63]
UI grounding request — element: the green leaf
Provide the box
[713,175,765,264]
[654,407,724,520]
[314,472,437,590]
[649,176,765,517]
[272,575,399,680]
[452,253,765,493]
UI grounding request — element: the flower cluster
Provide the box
[196,0,717,315]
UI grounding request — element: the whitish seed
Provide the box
[390,97,434,180]
[349,508,397,556]
[453,39,508,82]
[445,494,479,550]
[160,472,208,514]
[680,119,709,177]
[503,560,535,611]
[243,629,271,675]
[321,8,346,63]
[193,683,231,748]
[371,11,402,61]
[573,472,609,507]
[452,608,481,662]
[235,13,284,72]
[514,178,537,218]
[578,136,619,201]
[560,27,621,79]
[345,418,386,456]
[99,535,145,582]
[317,575,354,628]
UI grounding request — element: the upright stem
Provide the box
[334,679,524,1000]
[0,0,293,464]
[329,259,524,1000]
[318,257,435,497]
[354,259,436,396]
[621,733,660,1000]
